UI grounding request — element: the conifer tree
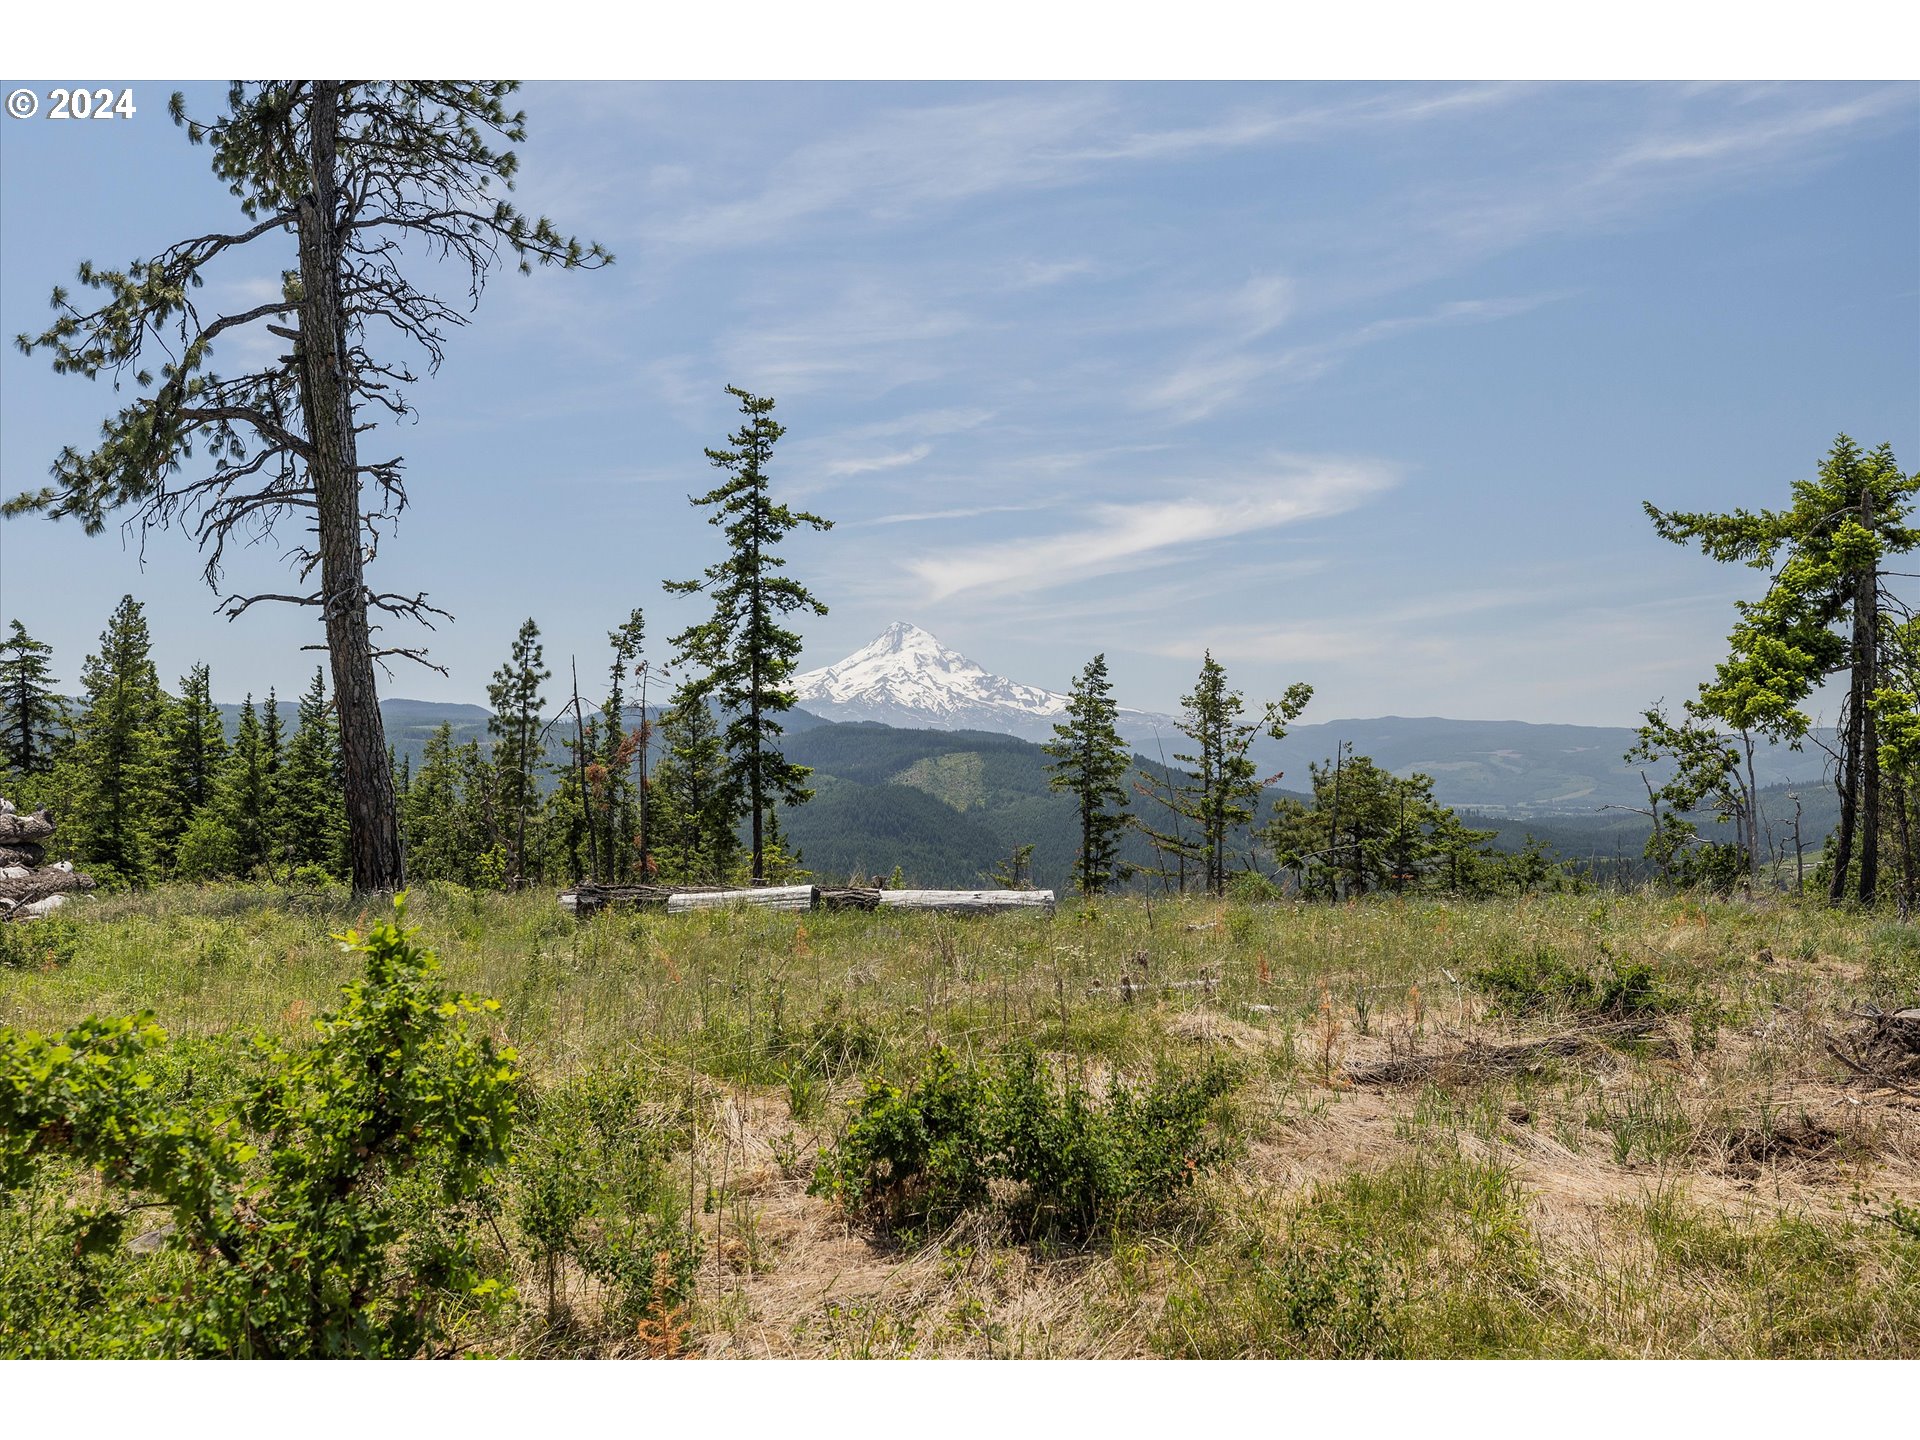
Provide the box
[217,696,277,876]
[666,387,832,882]
[155,662,228,867]
[279,667,347,875]
[1168,652,1312,896]
[1646,435,1917,905]
[486,619,550,888]
[11,82,607,893]
[596,608,646,882]
[0,621,67,778]
[61,595,167,882]
[1043,654,1134,897]
[649,677,740,885]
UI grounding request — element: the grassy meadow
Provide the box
[4,882,1919,1358]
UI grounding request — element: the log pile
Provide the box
[666,884,818,914]
[0,803,95,922]
[559,880,1057,917]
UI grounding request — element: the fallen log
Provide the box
[1343,1018,1665,1086]
[875,888,1056,916]
[666,884,818,915]
[818,887,881,912]
[0,866,96,919]
[0,811,55,845]
[561,883,695,916]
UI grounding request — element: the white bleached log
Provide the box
[666,884,818,915]
[876,888,1056,916]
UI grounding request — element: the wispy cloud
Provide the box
[643,84,1527,253]
[854,501,1057,528]
[824,444,933,476]
[1143,294,1555,422]
[903,456,1399,601]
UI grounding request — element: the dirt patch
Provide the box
[1721,1113,1844,1169]
[1343,1018,1672,1087]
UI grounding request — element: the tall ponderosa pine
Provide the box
[1043,654,1134,897]
[11,81,607,893]
[1166,653,1312,896]
[666,387,832,882]
[1646,435,1918,905]
[0,621,67,779]
[487,619,549,887]
[63,596,167,881]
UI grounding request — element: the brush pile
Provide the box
[0,799,96,922]
[1826,1006,1920,1094]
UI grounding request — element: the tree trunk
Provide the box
[297,81,404,894]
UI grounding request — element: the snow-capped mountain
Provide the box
[792,622,1176,744]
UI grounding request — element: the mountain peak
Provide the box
[794,624,1065,737]
[794,624,1176,744]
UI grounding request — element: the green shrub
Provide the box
[811,1043,1238,1245]
[0,897,517,1357]
[1470,945,1689,1019]
[1468,944,1594,1015]
[512,1063,698,1334]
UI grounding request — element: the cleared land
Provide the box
[3,884,1918,1358]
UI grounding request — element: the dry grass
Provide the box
[4,882,1920,1356]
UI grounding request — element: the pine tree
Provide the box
[1043,654,1134,897]
[649,677,740,885]
[595,609,647,882]
[1169,653,1312,896]
[279,667,347,876]
[12,82,607,893]
[486,619,550,888]
[665,387,832,881]
[155,662,228,868]
[1646,435,1917,905]
[217,696,277,876]
[0,621,67,779]
[62,595,167,883]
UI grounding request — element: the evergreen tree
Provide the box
[13,82,607,893]
[155,662,228,867]
[649,678,740,885]
[595,609,646,882]
[1043,654,1134,897]
[1165,652,1312,896]
[1646,435,1918,905]
[486,619,550,888]
[401,723,490,886]
[1263,754,1486,898]
[279,667,348,875]
[0,621,67,778]
[61,595,167,883]
[665,387,832,881]
[214,696,277,876]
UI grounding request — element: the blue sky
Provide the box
[1,79,1915,726]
